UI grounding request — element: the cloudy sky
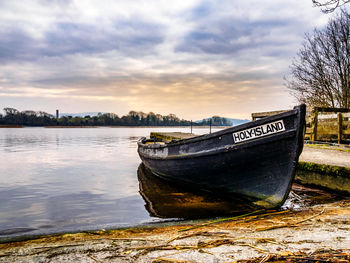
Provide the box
[0,0,333,119]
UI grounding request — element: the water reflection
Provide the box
[137,163,256,219]
[0,185,148,237]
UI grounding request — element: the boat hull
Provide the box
[138,105,306,209]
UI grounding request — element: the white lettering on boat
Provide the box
[232,120,285,143]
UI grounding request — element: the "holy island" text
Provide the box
[232,120,285,143]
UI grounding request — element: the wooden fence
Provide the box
[251,107,350,144]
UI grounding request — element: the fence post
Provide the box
[312,108,319,141]
[338,113,343,144]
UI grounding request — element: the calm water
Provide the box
[0,127,224,239]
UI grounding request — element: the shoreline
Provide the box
[0,125,24,128]
[1,199,349,262]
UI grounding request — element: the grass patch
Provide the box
[298,161,350,178]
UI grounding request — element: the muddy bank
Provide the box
[296,162,350,194]
[0,125,23,128]
[296,144,350,194]
[1,197,349,262]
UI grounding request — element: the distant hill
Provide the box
[59,112,106,118]
[225,118,250,126]
[196,117,249,126]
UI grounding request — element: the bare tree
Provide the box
[286,9,350,109]
[313,0,350,13]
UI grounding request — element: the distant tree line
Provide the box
[0,107,232,127]
[0,108,56,126]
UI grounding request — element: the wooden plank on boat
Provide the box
[150,132,196,142]
[251,110,288,120]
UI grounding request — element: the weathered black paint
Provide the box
[137,105,306,209]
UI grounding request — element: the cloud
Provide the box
[175,0,326,59]
[44,20,164,57]
[0,20,164,63]
[0,0,333,119]
[175,18,292,56]
[0,28,40,62]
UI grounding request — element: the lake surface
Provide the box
[0,127,226,239]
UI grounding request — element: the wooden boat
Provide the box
[137,104,306,209]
